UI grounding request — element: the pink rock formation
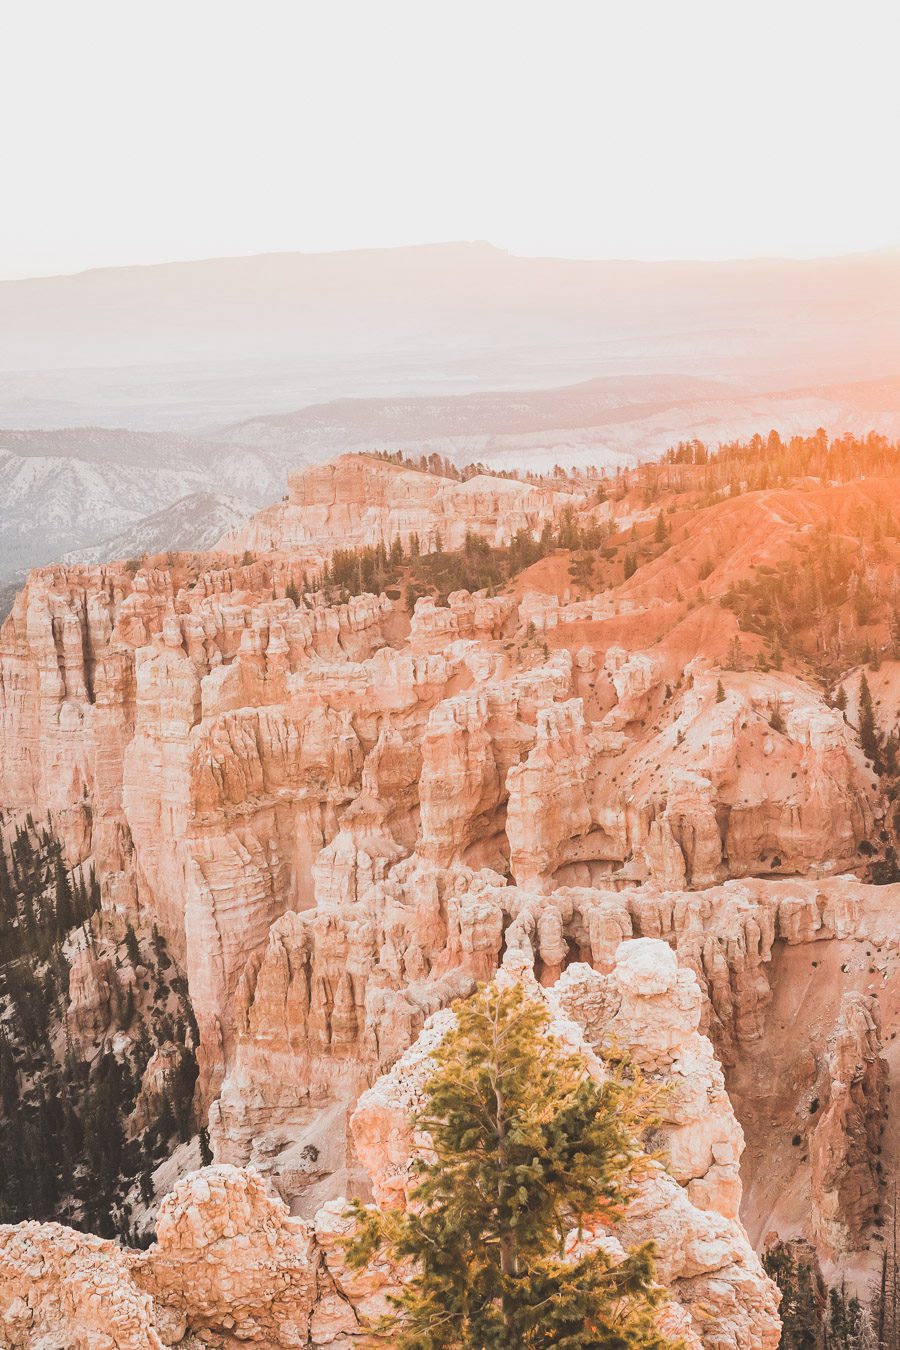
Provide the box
[129,1042,193,1139]
[2,453,897,1334]
[349,955,781,1349]
[219,454,578,562]
[808,992,888,1254]
[133,1166,318,1345]
[66,947,135,1057]
[0,1221,165,1350]
[0,953,781,1349]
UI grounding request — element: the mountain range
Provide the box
[1,242,898,429]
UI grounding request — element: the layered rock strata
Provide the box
[0,456,893,1328]
[219,454,580,560]
[0,946,781,1349]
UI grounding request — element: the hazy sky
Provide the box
[2,0,898,279]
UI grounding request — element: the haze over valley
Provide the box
[1,243,899,603]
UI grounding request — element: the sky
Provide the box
[1,0,898,280]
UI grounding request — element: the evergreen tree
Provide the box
[124,921,141,967]
[715,679,726,703]
[345,980,681,1349]
[199,1126,214,1167]
[568,552,594,590]
[858,672,880,764]
[762,1242,822,1348]
[53,859,75,933]
[827,1285,874,1348]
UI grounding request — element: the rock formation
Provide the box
[808,992,888,1254]
[0,946,781,1349]
[3,451,900,1340]
[219,453,579,562]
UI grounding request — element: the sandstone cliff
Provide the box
[218,454,579,563]
[0,946,781,1349]
[2,450,899,1340]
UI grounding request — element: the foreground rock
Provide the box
[0,945,780,1348]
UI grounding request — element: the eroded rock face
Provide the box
[0,1221,165,1350]
[129,1042,193,1139]
[66,947,136,1057]
[1,455,894,1331]
[132,1166,318,1346]
[349,956,781,1350]
[554,944,744,1220]
[809,992,888,1254]
[0,541,877,1122]
[0,954,780,1350]
[219,454,578,562]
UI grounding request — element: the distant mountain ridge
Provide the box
[1,242,897,429]
[63,492,251,566]
[213,370,900,474]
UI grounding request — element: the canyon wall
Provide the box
[2,454,898,1340]
[0,945,782,1349]
[218,453,580,560]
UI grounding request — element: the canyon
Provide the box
[2,443,900,1346]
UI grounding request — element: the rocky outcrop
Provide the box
[554,943,744,1219]
[0,1221,165,1350]
[0,951,780,1349]
[66,947,136,1057]
[208,861,482,1172]
[809,992,888,1254]
[349,954,781,1349]
[208,852,891,1211]
[219,454,578,561]
[129,1042,193,1139]
[132,1166,319,1346]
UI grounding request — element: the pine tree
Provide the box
[716,679,726,703]
[124,921,141,967]
[53,859,75,934]
[199,1126,214,1166]
[568,552,594,590]
[762,1242,823,1348]
[828,1285,874,1348]
[858,672,880,764]
[345,980,681,1349]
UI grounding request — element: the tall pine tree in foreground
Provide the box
[345,980,682,1349]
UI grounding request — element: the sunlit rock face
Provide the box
[0,952,781,1349]
[348,953,781,1349]
[219,453,578,561]
[2,452,896,1340]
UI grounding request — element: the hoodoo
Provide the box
[3,437,900,1346]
